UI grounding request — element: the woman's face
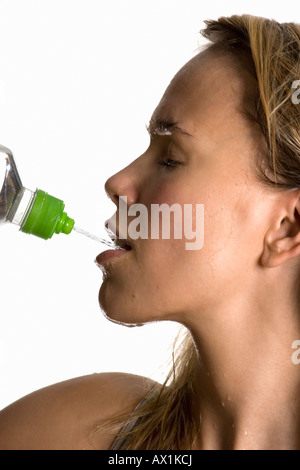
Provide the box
[97,48,278,327]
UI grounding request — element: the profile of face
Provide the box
[97,47,281,329]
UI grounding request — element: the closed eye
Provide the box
[158,159,182,170]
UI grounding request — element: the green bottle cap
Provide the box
[21,189,75,240]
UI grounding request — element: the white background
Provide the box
[0,0,297,409]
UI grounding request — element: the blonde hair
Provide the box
[97,14,300,449]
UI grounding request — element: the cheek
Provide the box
[205,202,237,264]
[196,183,268,295]
[130,184,221,310]
[137,231,208,315]
[99,171,267,322]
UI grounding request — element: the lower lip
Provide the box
[95,249,130,266]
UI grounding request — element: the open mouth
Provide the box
[114,238,133,251]
[104,222,133,251]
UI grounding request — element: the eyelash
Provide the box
[158,159,182,171]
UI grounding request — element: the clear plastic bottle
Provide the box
[0,144,75,239]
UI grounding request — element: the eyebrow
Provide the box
[146,118,193,138]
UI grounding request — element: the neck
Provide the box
[184,278,300,450]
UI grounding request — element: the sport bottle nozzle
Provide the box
[21,189,75,240]
[0,145,75,240]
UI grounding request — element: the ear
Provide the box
[261,193,300,268]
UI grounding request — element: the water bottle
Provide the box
[0,144,75,240]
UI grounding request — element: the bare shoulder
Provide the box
[0,372,161,450]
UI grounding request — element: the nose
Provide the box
[104,159,141,208]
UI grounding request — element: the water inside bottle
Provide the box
[73,226,121,249]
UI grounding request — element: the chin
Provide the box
[98,282,144,327]
[103,313,144,328]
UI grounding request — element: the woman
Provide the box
[1,13,300,450]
